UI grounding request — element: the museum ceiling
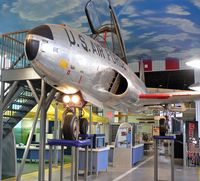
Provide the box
[0,0,200,63]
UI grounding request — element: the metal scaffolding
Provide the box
[0,30,57,181]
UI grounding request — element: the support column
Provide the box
[38,80,47,181]
[89,105,93,175]
[89,105,92,134]
[0,81,5,180]
[71,147,75,181]
[183,123,187,166]
[17,100,42,181]
[154,139,158,181]
[53,101,59,165]
[171,140,174,181]
[194,69,200,137]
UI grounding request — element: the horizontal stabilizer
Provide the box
[139,93,171,99]
[138,91,200,106]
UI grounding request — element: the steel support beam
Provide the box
[89,105,93,175]
[2,81,19,110]
[171,140,174,181]
[154,139,158,181]
[45,89,56,109]
[16,97,43,181]
[71,147,75,181]
[1,68,40,81]
[89,105,92,134]
[38,83,55,181]
[38,80,47,181]
[48,145,53,181]
[183,122,187,166]
[53,101,59,165]
[0,81,5,180]
[26,80,39,103]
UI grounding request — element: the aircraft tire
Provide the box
[79,118,88,134]
[62,114,78,140]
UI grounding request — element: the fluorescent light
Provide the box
[189,82,200,91]
[186,59,200,69]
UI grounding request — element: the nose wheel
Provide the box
[80,118,89,134]
[62,114,79,140]
[62,108,88,140]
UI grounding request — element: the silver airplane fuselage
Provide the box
[25,24,147,112]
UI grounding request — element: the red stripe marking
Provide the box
[139,93,171,99]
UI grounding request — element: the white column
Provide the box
[194,69,200,138]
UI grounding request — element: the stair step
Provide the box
[6,108,28,113]
[12,102,36,107]
[18,95,35,100]
[3,114,23,119]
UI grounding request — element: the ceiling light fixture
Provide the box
[186,59,200,69]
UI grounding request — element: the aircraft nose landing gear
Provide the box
[62,114,79,140]
[62,107,88,140]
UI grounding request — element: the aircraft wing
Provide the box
[138,91,200,106]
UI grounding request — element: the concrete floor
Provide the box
[5,154,199,181]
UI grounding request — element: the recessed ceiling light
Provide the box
[186,59,200,69]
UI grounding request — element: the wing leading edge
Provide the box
[138,91,200,106]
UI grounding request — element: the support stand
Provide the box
[153,135,176,181]
[79,134,94,176]
[48,139,91,181]
[39,81,47,181]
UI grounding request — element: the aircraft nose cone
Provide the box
[28,25,53,40]
[25,39,39,61]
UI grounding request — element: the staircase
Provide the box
[3,86,39,138]
[0,30,40,138]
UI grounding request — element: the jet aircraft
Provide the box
[24,0,200,139]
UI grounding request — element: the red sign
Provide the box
[138,59,152,71]
[165,57,179,70]
[189,123,195,137]
[106,112,113,118]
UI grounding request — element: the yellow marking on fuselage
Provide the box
[59,59,69,69]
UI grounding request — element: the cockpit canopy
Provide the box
[85,0,127,64]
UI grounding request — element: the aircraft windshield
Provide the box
[85,0,127,63]
[85,0,111,32]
